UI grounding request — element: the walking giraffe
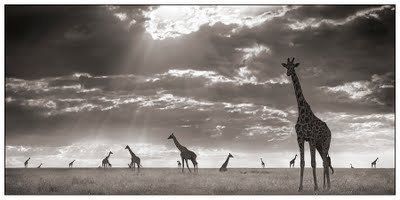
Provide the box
[167,133,198,173]
[282,58,332,191]
[290,154,297,168]
[219,153,233,172]
[69,160,76,168]
[371,157,378,168]
[125,145,142,172]
[260,158,265,168]
[102,151,113,168]
[24,157,30,168]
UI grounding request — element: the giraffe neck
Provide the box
[127,147,136,157]
[106,152,111,159]
[290,72,312,115]
[172,137,185,152]
[223,156,231,166]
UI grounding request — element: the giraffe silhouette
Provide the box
[37,163,43,168]
[167,133,198,173]
[24,157,30,168]
[371,157,378,168]
[282,58,332,191]
[177,161,181,168]
[260,158,265,168]
[69,160,75,168]
[102,151,113,168]
[219,153,233,172]
[125,145,142,172]
[350,163,354,169]
[290,154,297,168]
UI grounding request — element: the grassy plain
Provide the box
[5,168,394,195]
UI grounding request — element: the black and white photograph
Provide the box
[2,2,396,197]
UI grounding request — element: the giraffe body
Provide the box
[219,153,233,172]
[290,155,297,168]
[125,145,142,172]
[168,133,198,173]
[102,151,113,168]
[371,158,378,168]
[69,160,75,168]
[282,58,332,191]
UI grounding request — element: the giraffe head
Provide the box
[167,133,175,139]
[281,57,300,76]
[228,153,234,158]
[125,145,130,150]
[109,151,113,155]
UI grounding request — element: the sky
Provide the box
[5,5,395,168]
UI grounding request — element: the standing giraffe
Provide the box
[125,145,142,172]
[24,157,30,168]
[350,163,354,169]
[219,153,233,172]
[290,154,297,168]
[101,151,113,168]
[37,163,43,168]
[69,160,76,168]
[177,161,181,168]
[260,158,265,168]
[371,157,378,168]
[167,133,198,173]
[282,58,332,191]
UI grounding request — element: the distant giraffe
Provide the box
[167,133,198,173]
[219,153,234,172]
[37,163,43,168]
[371,157,378,168]
[24,157,30,168]
[69,160,76,168]
[125,145,142,172]
[177,161,181,168]
[260,158,265,168]
[102,151,113,168]
[282,58,332,191]
[350,163,354,169]
[290,154,297,168]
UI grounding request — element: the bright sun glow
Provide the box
[143,6,291,40]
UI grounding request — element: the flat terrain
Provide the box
[5,168,394,195]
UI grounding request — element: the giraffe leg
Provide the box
[185,159,191,173]
[298,139,305,192]
[137,161,140,173]
[181,157,185,173]
[309,142,318,191]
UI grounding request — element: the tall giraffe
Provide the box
[350,163,354,169]
[177,161,181,168]
[260,158,265,168]
[167,133,198,173]
[69,160,76,168]
[102,151,113,168]
[219,153,233,172]
[290,154,297,168]
[125,145,142,172]
[282,58,332,191]
[24,157,30,168]
[37,163,43,168]
[371,157,378,168]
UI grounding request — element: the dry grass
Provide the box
[5,168,394,195]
